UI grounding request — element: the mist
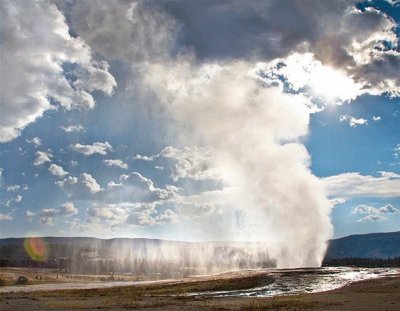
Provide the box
[143,59,333,268]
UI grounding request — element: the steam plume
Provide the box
[143,59,333,268]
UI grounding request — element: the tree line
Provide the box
[323,257,400,267]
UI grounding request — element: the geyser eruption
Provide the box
[144,59,333,268]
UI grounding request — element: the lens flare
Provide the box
[24,237,48,261]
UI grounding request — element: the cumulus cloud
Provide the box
[5,195,22,207]
[394,144,400,159]
[155,209,178,224]
[372,116,381,121]
[126,210,156,226]
[58,202,78,216]
[38,202,78,226]
[133,146,219,181]
[56,170,178,206]
[329,197,347,208]
[33,151,53,166]
[379,204,399,214]
[323,171,400,198]
[55,169,184,230]
[56,173,102,198]
[340,115,368,127]
[353,203,399,215]
[85,201,177,228]
[39,208,58,226]
[118,172,179,202]
[26,210,36,221]
[256,53,362,105]
[103,159,128,169]
[6,185,20,192]
[159,146,219,181]
[64,0,179,63]
[0,213,13,221]
[126,208,178,226]
[152,0,399,96]
[132,154,156,161]
[26,137,42,147]
[357,214,387,223]
[60,124,85,133]
[70,142,113,155]
[0,0,116,142]
[87,203,126,221]
[48,164,69,177]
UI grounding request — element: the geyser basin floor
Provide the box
[0,270,399,311]
[0,267,398,295]
[0,269,399,311]
[188,267,399,298]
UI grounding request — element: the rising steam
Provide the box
[143,59,333,268]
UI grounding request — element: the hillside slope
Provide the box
[324,231,400,259]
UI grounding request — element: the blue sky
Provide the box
[0,0,399,246]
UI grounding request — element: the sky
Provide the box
[0,0,399,248]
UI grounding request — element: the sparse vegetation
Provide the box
[15,276,28,285]
[323,256,400,268]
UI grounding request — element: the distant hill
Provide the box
[324,231,400,260]
[0,232,398,272]
[0,237,275,274]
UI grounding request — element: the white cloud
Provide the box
[5,194,22,207]
[329,197,347,208]
[70,142,113,155]
[60,124,85,132]
[48,164,69,177]
[340,115,368,127]
[357,214,387,223]
[56,169,178,208]
[37,202,78,226]
[66,0,400,98]
[85,202,173,227]
[353,203,400,215]
[126,210,156,226]
[132,154,156,161]
[103,159,128,169]
[155,209,178,224]
[0,0,116,142]
[65,1,178,63]
[160,146,220,181]
[372,116,381,121]
[26,210,36,221]
[379,204,399,214]
[56,173,102,198]
[352,204,379,214]
[133,146,220,181]
[58,202,78,216]
[0,213,13,221]
[323,171,400,198]
[394,144,400,159]
[87,204,120,220]
[256,53,362,104]
[33,151,53,166]
[6,185,20,192]
[26,137,42,147]
[117,172,178,202]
